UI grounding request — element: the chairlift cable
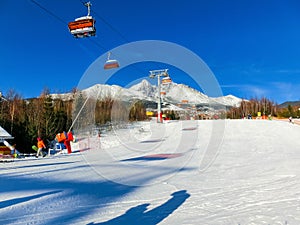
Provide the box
[80,0,172,76]
[29,0,171,126]
[76,2,154,73]
[29,0,160,78]
[30,0,67,25]
[79,0,130,43]
[68,97,89,133]
[29,0,122,71]
[77,1,157,74]
[30,0,108,51]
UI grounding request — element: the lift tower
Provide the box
[149,69,169,123]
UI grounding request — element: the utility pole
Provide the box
[149,69,169,123]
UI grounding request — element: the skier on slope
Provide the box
[36,137,46,158]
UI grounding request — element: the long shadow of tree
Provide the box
[0,163,136,224]
[88,190,190,225]
[0,160,193,225]
[0,190,61,209]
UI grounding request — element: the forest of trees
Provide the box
[0,89,73,153]
[226,97,300,119]
[0,89,147,153]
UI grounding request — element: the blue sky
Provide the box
[1,0,300,103]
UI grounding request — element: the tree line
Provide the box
[1,90,297,153]
[0,89,147,153]
[226,97,300,119]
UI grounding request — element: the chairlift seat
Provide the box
[104,59,119,69]
[162,76,172,84]
[68,16,96,38]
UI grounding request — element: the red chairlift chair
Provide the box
[104,52,120,69]
[68,2,96,38]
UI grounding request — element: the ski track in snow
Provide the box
[1,119,300,225]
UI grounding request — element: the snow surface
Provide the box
[1,119,300,225]
[0,126,12,139]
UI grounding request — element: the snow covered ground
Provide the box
[1,119,300,225]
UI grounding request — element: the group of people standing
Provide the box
[35,131,74,158]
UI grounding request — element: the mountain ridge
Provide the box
[51,79,243,107]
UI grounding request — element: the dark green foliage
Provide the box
[164,110,179,120]
[277,104,300,118]
[0,89,74,153]
[0,89,148,153]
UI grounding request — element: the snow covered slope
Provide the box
[1,119,300,224]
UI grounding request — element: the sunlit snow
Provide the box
[1,119,300,224]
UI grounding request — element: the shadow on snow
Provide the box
[88,190,190,225]
[0,190,62,210]
[0,159,192,225]
[121,153,183,161]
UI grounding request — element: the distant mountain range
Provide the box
[51,79,244,108]
[278,101,300,108]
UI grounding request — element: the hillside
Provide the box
[279,100,300,108]
[1,119,300,224]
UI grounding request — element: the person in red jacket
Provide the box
[64,131,74,154]
[36,137,46,158]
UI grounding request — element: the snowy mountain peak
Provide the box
[211,94,244,107]
[163,82,209,104]
[129,79,156,97]
[51,79,243,107]
[129,79,153,90]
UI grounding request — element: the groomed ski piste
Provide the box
[1,119,300,225]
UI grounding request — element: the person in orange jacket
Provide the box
[36,137,46,158]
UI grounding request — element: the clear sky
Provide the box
[1,0,300,104]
